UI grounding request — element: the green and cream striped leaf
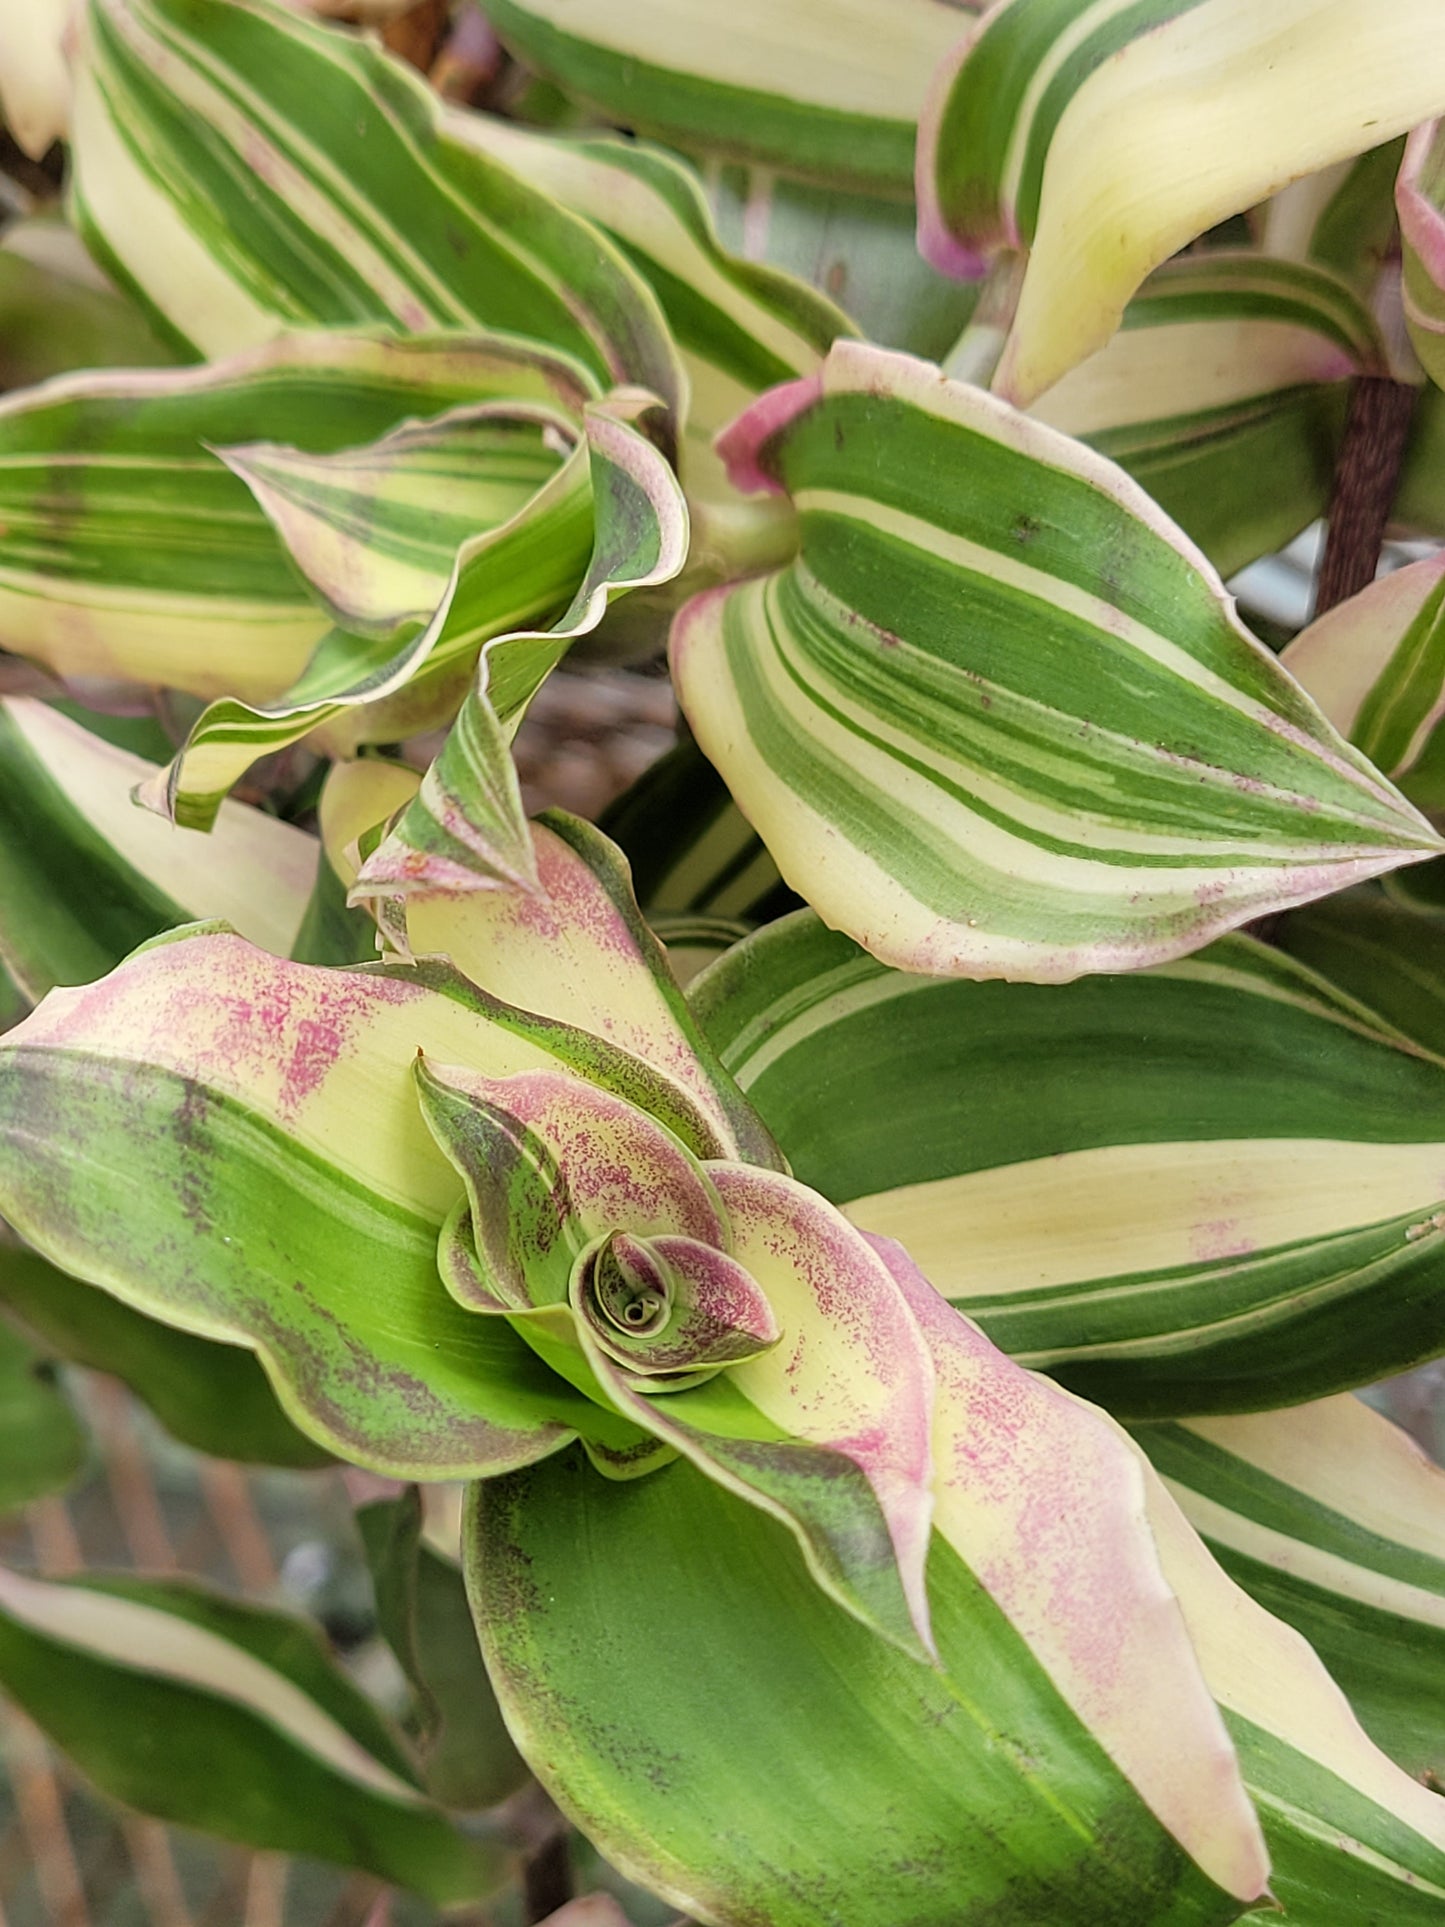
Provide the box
[1031,253,1380,579]
[672,341,1442,982]
[1261,140,1406,297]
[1283,551,1445,811]
[1137,1445,1445,1923]
[1274,885,1445,1063]
[71,0,680,414]
[443,114,852,580]
[0,696,318,1002]
[0,332,545,701]
[707,165,980,362]
[354,398,690,884]
[142,434,595,831]
[0,1315,86,1514]
[692,909,1445,1412]
[480,0,976,196]
[0,924,718,1476]
[218,398,585,641]
[1401,120,1445,392]
[918,0,1445,405]
[597,738,791,926]
[0,1242,331,1469]
[0,1566,506,1901]
[1133,1395,1445,1782]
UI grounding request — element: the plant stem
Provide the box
[1313,375,1419,618]
[521,1827,573,1923]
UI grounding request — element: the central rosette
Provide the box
[412,1053,939,1657]
[577,1230,780,1390]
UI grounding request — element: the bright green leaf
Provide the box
[0,1312,86,1513]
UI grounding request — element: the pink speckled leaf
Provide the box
[412,1060,728,1317]
[575,1163,937,1659]
[865,1231,1269,1910]
[0,925,681,1475]
[344,800,780,1169]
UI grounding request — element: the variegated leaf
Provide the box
[1261,139,1406,296]
[1275,885,1445,1061]
[353,397,688,879]
[1134,1395,1445,1781]
[71,0,680,412]
[1033,253,1380,579]
[0,925,681,1476]
[0,1314,86,1514]
[1134,1435,1445,1922]
[672,341,1441,982]
[326,760,776,1164]
[1283,551,1445,810]
[597,738,791,926]
[693,909,1445,1411]
[444,115,851,579]
[707,164,979,362]
[479,0,974,195]
[142,413,600,830]
[0,1566,506,1901]
[1401,119,1445,392]
[218,399,584,640]
[0,696,317,1001]
[919,0,1445,404]
[0,333,538,700]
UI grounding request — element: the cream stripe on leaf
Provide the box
[597,738,790,925]
[1130,1439,1445,1923]
[71,0,680,414]
[479,0,973,194]
[1032,253,1379,578]
[0,696,317,1001]
[672,342,1442,984]
[0,1566,505,1902]
[1134,1397,1445,1780]
[1284,553,1445,813]
[146,395,687,830]
[919,0,1445,404]
[0,332,553,701]
[691,908,1445,1412]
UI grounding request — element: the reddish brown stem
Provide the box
[1313,375,1419,619]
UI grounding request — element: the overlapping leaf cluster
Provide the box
[2,3,1445,1924]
